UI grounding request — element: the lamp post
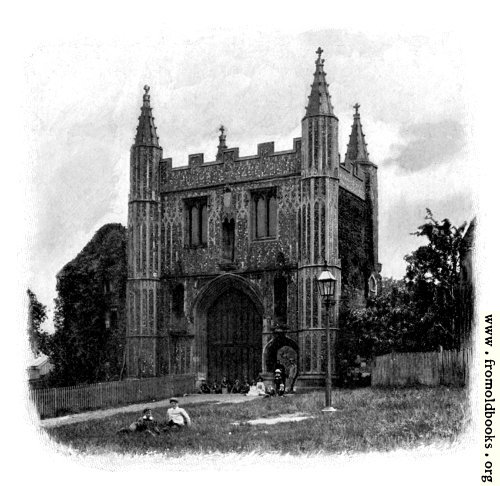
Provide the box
[316,261,337,412]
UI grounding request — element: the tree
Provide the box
[27,289,49,356]
[338,210,470,371]
[404,209,469,349]
[47,224,127,386]
[338,278,415,364]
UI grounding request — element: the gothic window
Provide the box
[320,202,325,262]
[149,289,154,332]
[172,283,185,318]
[222,218,235,261]
[312,334,318,371]
[368,275,378,297]
[141,222,146,273]
[252,188,277,239]
[314,201,319,261]
[105,308,118,330]
[327,122,333,168]
[305,334,312,372]
[185,197,208,247]
[274,275,288,326]
[142,289,147,333]
[134,288,140,333]
[103,278,111,294]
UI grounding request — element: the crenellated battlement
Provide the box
[339,160,366,200]
[340,159,364,179]
[125,49,381,382]
[159,137,302,193]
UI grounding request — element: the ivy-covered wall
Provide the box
[338,187,374,306]
[52,223,127,385]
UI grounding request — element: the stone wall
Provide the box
[338,186,374,305]
[339,161,366,200]
[160,140,301,192]
[127,129,378,383]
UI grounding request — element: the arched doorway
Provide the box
[207,288,262,383]
[264,335,299,374]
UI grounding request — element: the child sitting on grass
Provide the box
[163,397,191,430]
[256,377,267,396]
[116,408,160,436]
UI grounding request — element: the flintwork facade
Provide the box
[126,48,381,386]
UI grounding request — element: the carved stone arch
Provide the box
[188,273,265,382]
[189,273,265,321]
[263,334,299,374]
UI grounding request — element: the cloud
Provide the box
[384,119,466,172]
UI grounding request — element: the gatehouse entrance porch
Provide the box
[190,274,265,385]
[207,288,262,383]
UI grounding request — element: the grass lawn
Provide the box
[45,387,468,456]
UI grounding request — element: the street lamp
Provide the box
[316,261,337,412]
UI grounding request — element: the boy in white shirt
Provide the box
[164,397,191,429]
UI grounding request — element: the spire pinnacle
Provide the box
[305,47,334,117]
[134,85,159,147]
[216,124,228,160]
[345,103,370,164]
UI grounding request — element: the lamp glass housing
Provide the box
[317,268,336,299]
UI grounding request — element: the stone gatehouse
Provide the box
[126,48,381,387]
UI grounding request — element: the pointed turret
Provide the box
[134,85,160,147]
[127,84,162,378]
[216,124,227,160]
[299,47,341,389]
[345,103,370,163]
[305,47,334,117]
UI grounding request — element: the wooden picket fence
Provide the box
[372,348,472,387]
[29,374,196,419]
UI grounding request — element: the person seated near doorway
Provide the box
[212,381,222,394]
[231,379,242,393]
[221,376,229,394]
[274,367,284,395]
[240,378,250,394]
[163,397,191,430]
[286,358,298,393]
[116,408,160,436]
[198,379,211,394]
[256,376,267,396]
[276,359,288,383]
[246,380,258,396]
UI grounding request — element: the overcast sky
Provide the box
[23,27,477,330]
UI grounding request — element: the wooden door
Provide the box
[207,288,262,384]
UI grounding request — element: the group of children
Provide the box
[117,362,299,436]
[198,376,265,395]
[198,377,249,394]
[197,360,298,398]
[117,397,191,437]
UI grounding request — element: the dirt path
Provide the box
[40,394,259,429]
